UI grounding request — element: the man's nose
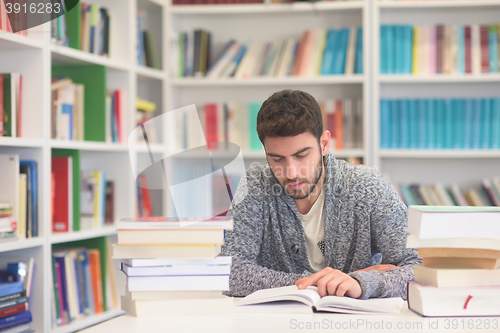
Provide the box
[286,160,298,179]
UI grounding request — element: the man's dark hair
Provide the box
[257,89,323,144]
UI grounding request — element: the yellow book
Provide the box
[18,174,27,239]
[135,99,156,112]
[412,26,419,74]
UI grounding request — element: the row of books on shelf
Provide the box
[172,99,363,152]
[407,206,500,316]
[395,176,500,207]
[51,240,118,328]
[380,98,500,150]
[136,11,159,69]
[52,2,110,57]
[0,257,34,332]
[173,27,363,78]
[380,24,500,75]
[0,155,38,242]
[52,155,114,233]
[0,73,22,138]
[0,1,27,36]
[51,77,124,143]
[115,216,234,317]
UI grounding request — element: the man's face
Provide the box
[263,131,328,200]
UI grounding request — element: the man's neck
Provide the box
[295,170,326,215]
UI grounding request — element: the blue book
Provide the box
[489,25,499,73]
[321,29,337,75]
[101,172,107,226]
[62,104,73,140]
[472,98,482,149]
[380,99,390,149]
[137,12,143,65]
[0,282,23,298]
[417,99,427,149]
[73,256,84,316]
[403,25,413,74]
[386,25,395,74]
[481,98,492,149]
[54,255,70,323]
[354,27,363,74]
[380,26,388,74]
[400,99,410,149]
[463,99,474,149]
[19,160,37,238]
[0,310,32,331]
[453,99,465,149]
[435,99,445,149]
[333,29,349,75]
[492,98,500,149]
[426,99,436,149]
[408,99,418,149]
[391,100,400,149]
[457,26,465,74]
[395,25,405,74]
[78,250,94,315]
[443,99,454,149]
[400,184,417,206]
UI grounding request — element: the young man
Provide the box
[220,90,420,299]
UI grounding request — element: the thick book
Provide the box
[117,229,224,245]
[112,244,221,259]
[0,310,32,331]
[119,256,232,267]
[237,286,404,315]
[407,235,500,251]
[421,257,500,270]
[408,205,500,239]
[122,263,231,276]
[125,290,223,301]
[126,275,229,292]
[408,281,500,317]
[117,216,233,231]
[414,265,500,288]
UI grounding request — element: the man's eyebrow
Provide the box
[266,147,312,158]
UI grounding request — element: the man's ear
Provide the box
[320,130,331,156]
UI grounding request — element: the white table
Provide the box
[81,298,499,333]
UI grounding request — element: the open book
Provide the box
[236,286,404,315]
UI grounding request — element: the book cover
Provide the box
[51,157,73,233]
[480,25,490,73]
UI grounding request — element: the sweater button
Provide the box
[291,245,299,254]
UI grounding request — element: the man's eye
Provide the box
[272,158,283,162]
[296,154,307,158]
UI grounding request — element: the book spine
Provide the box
[464,26,472,74]
[0,283,23,298]
[436,25,444,74]
[0,302,27,319]
[0,311,31,330]
[480,25,490,73]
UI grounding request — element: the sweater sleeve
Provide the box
[348,172,422,300]
[219,169,312,297]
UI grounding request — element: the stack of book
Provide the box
[380,24,500,75]
[0,257,35,332]
[51,241,119,327]
[396,176,500,207]
[1,72,23,138]
[173,27,363,78]
[114,216,234,317]
[380,98,500,150]
[0,203,16,243]
[407,206,500,317]
[136,99,157,145]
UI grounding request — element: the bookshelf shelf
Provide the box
[0,137,44,148]
[51,309,125,333]
[170,1,364,15]
[379,150,500,159]
[50,140,129,152]
[377,0,500,9]
[50,226,117,245]
[136,66,166,81]
[0,32,44,49]
[378,74,500,83]
[50,45,130,71]
[171,75,365,87]
[0,237,44,253]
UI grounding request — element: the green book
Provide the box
[248,103,263,151]
[51,256,62,325]
[52,149,81,231]
[2,74,11,137]
[52,65,106,142]
[63,0,81,50]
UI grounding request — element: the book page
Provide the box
[236,285,321,307]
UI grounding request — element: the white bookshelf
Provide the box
[372,0,500,188]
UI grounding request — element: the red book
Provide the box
[88,250,104,314]
[0,302,28,319]
[204,103,218,149]
[464,26,472,74]
[0,74,4,136]
[436,25,444,74]
[51,157,72,232]
[334,100,344,150]
[17,75,21,137]
[138,175,152,217]
[480,25,490,73]
[113,90,122,143]
[292,31,309,76]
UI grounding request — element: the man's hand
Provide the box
[356,264,399,273]
[295,267,362,298]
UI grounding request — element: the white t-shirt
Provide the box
[298,184,326,273]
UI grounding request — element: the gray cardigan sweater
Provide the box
[219,152,421,299]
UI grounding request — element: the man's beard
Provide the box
[284,155,324,200]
